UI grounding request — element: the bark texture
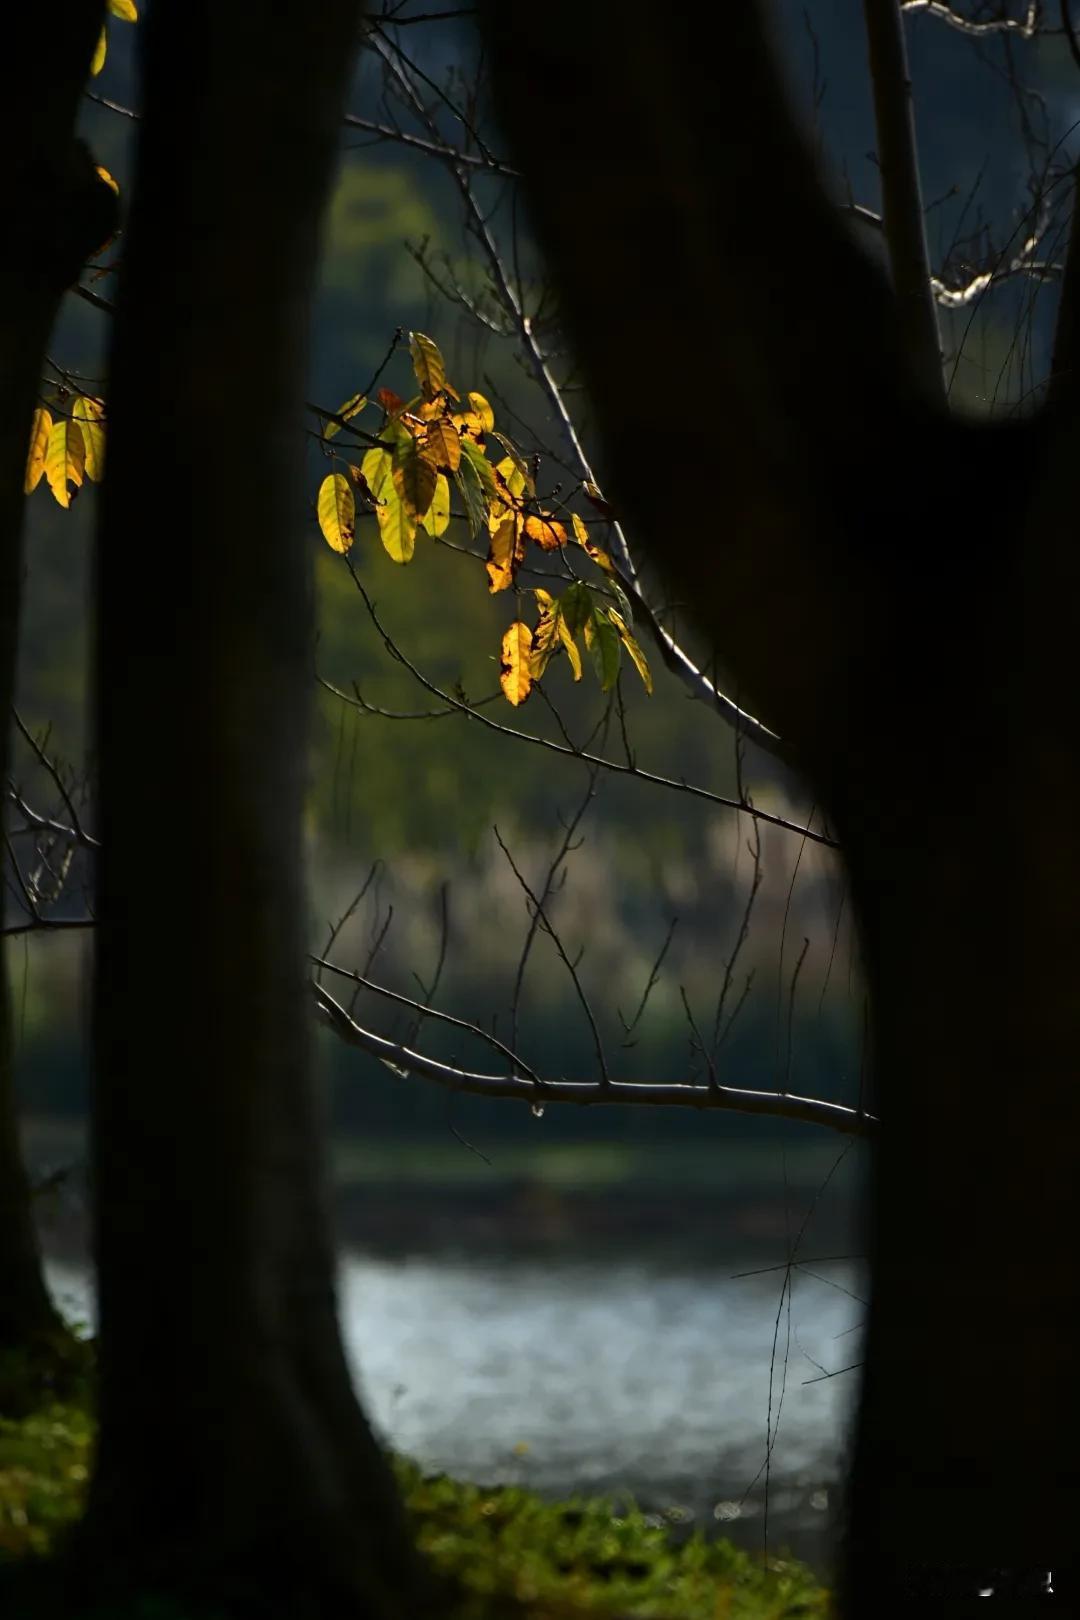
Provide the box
[78,5,424,1612]
[479,1,1080,1605]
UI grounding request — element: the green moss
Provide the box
[1,1395,829,1618]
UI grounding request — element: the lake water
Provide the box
[45,1246,864,1576]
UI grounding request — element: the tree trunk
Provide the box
[0,2,111,1401]
[480,1,1080,1605]
[76,5,424,1612]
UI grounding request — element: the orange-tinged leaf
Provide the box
[72,396,106,482]
[499,621,533,706]
[318,472,355,552]
[408,330,458,401]
[608,607,653,694]
[25,408,52,494]
[45,418,85,508]
[529,590,561,679]
[95,165,119,196]
[377,387,405,415]
[392,435,437,520]
[420,473,451,537]
[375,485,417,563]
[486,512,521,593]
[571,510,613,572]
[467,391,495,433]
[108,0,138,18]
[423,416,461,473]
[90,26,107,75]
[523,513,567,551]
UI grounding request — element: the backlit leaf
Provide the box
[499,621,533,706]
[317,472,355,552]
[25,409,52,494]
[486,512,522,594]
[90,26,106,76]
[108,0,138,18]
[583,604,621,692]
[420,473,451,537]
[423,416,461,473]
[376,485,417,563]
[360,444,393,502]
[608,607,653,694]
[377,387,406,416]
[571,511,613,573]
[560,581,592,636]
[453,455,487,540]
[529,589,561,679]
[583,479,617,520]
[45,419,85,508]
[493,456,527,503]
[459,437,498,502]
[95,165,119,196]
[72,396,106,482]
[324,392,367,439]
[523,513,567,551]
[392,434,437,520]
[491,432,534,495]
[558,614,583,681]
[409,331,457,401]
[467,391,495,433]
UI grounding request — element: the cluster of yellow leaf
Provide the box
[91,0,138,79]
[316,330,653,706]
[24,398,106,508]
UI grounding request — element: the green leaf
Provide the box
[375,484,417,563]
[458,436,499,503]
[72,397,105,483]
[607,608,652,694]
[360,444,393,502]
[583,605,621,692]
[453,454,487,540]
[317,472,355,553]
[420,473,451,537]
[324,393,367,439]
[560,581,593,637]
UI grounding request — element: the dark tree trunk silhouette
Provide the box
[0,2,112,1400]
[75,4,423,1611]
[480,1,1079,1607]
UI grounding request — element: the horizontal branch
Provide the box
[311,980,879,1138]
[900,0,1040,36]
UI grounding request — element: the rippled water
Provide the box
[46,1247,863,1574]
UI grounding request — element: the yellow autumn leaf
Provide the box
[608,607,653,694]
[523,513,567,551]
[324,392,367,439]
[45,418,85,508]
[25,408,52,494]
[486,512,521,594]
[493,456,526,503]
[409,331,457,401]
[108,0,138,18]
[529,590,561,680]
[423,416,461,473]
[392,436,437,520]
[500,621,533,706]
[420,473,451,537]
[317,472,355,553]
[72,397,106,482]
[491,432,533,494]
[360,444,393,502]
[467,391,495,433]
[376,485,417,563]
[95,165,119,196]
[90,25,107,75]
[558,614,583,681]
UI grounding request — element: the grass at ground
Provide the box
[1,1398,830,1618]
